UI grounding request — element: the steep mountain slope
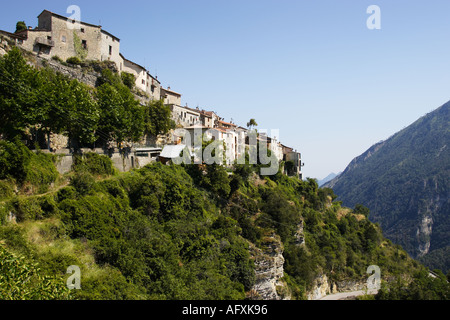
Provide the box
[325,101,450,272]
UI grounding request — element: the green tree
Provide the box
[15,21,27,33]
[0,47,41,139]
[121,72,136,90]
[144,99,175,137]
[37,68,99,147]
[247,118,258,130]
[354,204,370,218]
[96,78,145,146]
[0,138,32,183]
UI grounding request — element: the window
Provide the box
[81,28,85,33]
[61,35,66,43]
[81,40,87,49]
[142,79,145,85]
[109,45,112,55]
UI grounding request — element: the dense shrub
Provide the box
[0,180,14,200]
[72,152,116,176]
[66,56,82,65]
[0,139,32,183]
[0,140,58,192]
[69,171,95,195]
[121,72,135,89]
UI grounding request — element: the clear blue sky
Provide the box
[2,0,450,180]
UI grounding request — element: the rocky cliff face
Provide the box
[249,233,290,300]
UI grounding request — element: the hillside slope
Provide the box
[1,141,430,300]
[325,102,450,272]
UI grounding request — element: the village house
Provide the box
[2,9,163,101]
[281,144,303,179]
[170,104,201,128]
[199,110,220,128]
[120,53,161,101]
[161,87,182,105]
[15,10,122,68]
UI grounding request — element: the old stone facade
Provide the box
[6,9,162,101]
[120,54,161,100]
[161,87,182,105]
[170,104,201,128]
[15,10,122,68]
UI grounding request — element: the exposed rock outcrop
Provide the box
[249,234,290,300]
[307,274,331,300]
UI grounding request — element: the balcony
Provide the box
[35,37,55,47]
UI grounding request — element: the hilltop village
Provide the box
[0,9,303,179]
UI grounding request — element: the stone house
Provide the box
[4,9,162,100]
[120,53,161,100]
[15,10,122,68]
[161,87,182,105]
[282,144,303,179]
[199,110,220,128]
[170,104,201,128]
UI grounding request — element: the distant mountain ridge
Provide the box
[318,172,340,187]
[325,101,450,272]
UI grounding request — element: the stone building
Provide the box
[170,105,201,128]
[199,110,220,128]
[15,10,122,68]
[4,9,163,100]
[120,53,161,100]
[282,144,303,179]
[161,87,182,105]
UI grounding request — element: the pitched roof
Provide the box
[0,29,26,39]
[162,87,182,97]
[218,120,237,127]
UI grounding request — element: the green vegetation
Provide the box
[0,244,71,300]
[0,139,58,194]
[15,21,27,33]
[0,47,173,149]
[66,56,82,65]
[121,72,135,90]
[144,99,176,137]
[375,269,449,300]
[247,118,258,130]
[72,32,88,61]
